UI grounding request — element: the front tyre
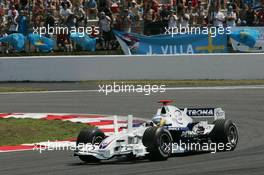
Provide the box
[142,127,173,161]
[210,119,238,151]
[76,128,105,163]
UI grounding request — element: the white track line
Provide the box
[0,90,97,95]
[166,85,264,90]
[1,52,264,59]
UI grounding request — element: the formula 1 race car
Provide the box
[74,100,238,162]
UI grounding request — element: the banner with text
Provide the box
[114,31,227,55]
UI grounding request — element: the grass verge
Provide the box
[0,118,89,146]
[87,80,264,86]
[0,87,47,92]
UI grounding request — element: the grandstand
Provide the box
[0,0,263,54]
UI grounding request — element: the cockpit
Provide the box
[151,100,194,128]
[161,107,167,114]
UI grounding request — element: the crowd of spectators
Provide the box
[0,0,264,53]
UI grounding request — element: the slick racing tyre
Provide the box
[143,127,173,161]
[210,119,238,151]
[76,128,105,163]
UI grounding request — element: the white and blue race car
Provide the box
[74,100,238,162]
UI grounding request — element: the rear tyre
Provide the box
[142,127,173,161]
[210,119,238,151]
[76,128,105,162]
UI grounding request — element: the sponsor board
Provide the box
[180,108,215,117]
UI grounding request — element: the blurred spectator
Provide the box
[256,5,264,25]
[44,12,55,38]
[46,0,57,15]
[66,13,76,27]
[57,29,71,51]
[110,2,119,14]
[129,0,140,32]
[196,0,205,25]
[130,0,140,18]
[121,9,132,32]
[83,0,97,20]
[0,10,5,27]
[226,5,237,27]
[178,5,190,27]
[131,14,142,33]
[33,1,45,27]
[234,0,243,8]
[18,10,28,35]
[232,2,240,22]
[8,5,18,18]
[74,5,85,27]
[160,4,170,21]
[143,5,156,35]
[20,0,28,10]
[97,0,111,13]
[45,12,56,28]
[60,3,73,23]
[0,27,8,54]
[33,1,45,17]
[160,0,172,5]
[61,0,72,9]
[160,5,170,32]
[186,0,195,25]
[191,0,199,7]
[238,4,248,25]
[33,14,43,28]
[0,3,4,16]
[240,4,256,26]
[244,0,253,7]
[221,0,227,9]
[168,10,178,28]
[212,5,225,27]
[151,0,160,12]
[7,5,19,34]
[245,5,256,26]
[113,14,123,30]
[98,11,111,49]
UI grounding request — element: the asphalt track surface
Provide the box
[0,87,264,175]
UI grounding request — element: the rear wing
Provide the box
[180,108,225,123]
